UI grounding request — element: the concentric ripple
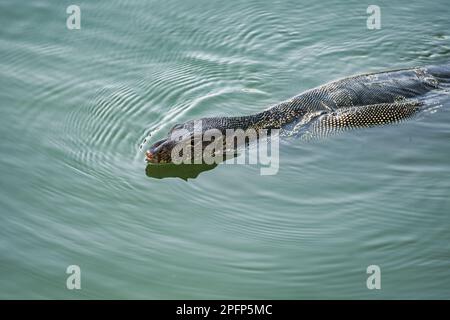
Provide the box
[2,0,450,299]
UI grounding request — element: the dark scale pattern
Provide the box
[305,101,422,139]
[169,64,450,138]
[147,64,450,163]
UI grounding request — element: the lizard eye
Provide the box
[149,139,166,151]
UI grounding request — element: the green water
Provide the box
[1,0,450,299]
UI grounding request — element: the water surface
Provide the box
[1,0,450,299]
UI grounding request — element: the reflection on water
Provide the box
[146,163,218,180]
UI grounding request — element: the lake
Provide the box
[0,0,449,299]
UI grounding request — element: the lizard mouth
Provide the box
[145,150,154,162]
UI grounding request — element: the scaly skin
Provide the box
[146,64,450,163]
